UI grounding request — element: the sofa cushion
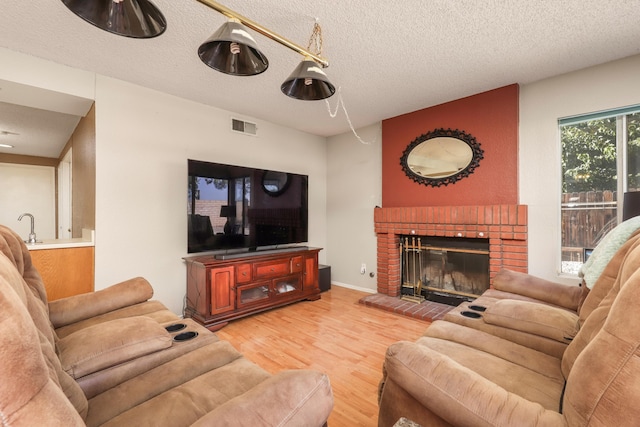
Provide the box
[57,316,173,379]
[96,357,272,427]
[480,288,583,311]
[77,318,220,399]
[422,320,564,381]
[49,276,156,328]
[191,370,334,427]
[411,336,564,410]
[0,224,49,306]
[381,340,565,426]
[443,299,570,358]
[0,254,85,426]
[563,256,640,425]
[562,237,640,379]
[482,299,579,343]
[54,300,179,339]
[0,250,89,418]
[85,340,267,427]
[492,268,585,311]
[0,237,56,346]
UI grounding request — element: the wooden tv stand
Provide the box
[184,247,321,331]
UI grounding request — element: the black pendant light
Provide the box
[196,1,334,99]
[198,21,269,76]
[61,0,166,38]
[281,59,336,101]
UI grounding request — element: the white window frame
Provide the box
[558,105,640,274]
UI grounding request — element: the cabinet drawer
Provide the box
[253,259,291,279]
[291,256,303,273]
[236,263,251,283]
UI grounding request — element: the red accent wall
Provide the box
[382,84,519,207]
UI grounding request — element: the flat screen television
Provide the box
[187,159,308,254]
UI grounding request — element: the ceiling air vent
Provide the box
[231,118,257,136]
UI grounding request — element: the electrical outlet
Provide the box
[360,263,366,275]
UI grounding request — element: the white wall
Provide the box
[326,124,381,292]
[520,54,640,283]
[94,76,327,315]
[0,163,56,240]
[0,47,95,101]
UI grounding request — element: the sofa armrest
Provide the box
[57,316,172,379]
[383,341,565,426]
[483,299,579,343]
[49,277,154,328]
[493,269,585,311]
[192,370,334,427]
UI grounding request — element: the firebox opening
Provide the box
[400,235,490,306]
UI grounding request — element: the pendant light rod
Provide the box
[196,0,329,68]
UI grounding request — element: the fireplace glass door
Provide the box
[401,236,490,305]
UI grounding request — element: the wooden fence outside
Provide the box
[561,190,618,262]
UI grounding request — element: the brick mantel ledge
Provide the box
[374,205,528,297]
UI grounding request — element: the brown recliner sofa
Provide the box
[441,233,636,358]
[0,224,220,398]
[0,224,334,426]
[378,235,640,426]
[0,224,178,333]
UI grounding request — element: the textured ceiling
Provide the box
[1,0,640,157]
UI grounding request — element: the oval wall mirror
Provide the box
[400,128,484,187]
[262,171,291,196]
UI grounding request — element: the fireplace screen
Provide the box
[401,236,490,305]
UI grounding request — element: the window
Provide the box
[560,107,640,274]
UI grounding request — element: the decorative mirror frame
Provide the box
[261,171,291,196]
[400,128,484,187]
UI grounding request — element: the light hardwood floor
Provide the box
[216,285,430,426]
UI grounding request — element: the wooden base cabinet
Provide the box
[184,248,321,330]
[29,246,94,301]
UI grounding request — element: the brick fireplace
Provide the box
[374,205,528,297]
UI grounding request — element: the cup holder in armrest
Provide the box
[468,305,487,312]
[165,323,187,333]
[460,311,482,319]
[173,331,198,342]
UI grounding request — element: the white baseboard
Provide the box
[330,281,377,294]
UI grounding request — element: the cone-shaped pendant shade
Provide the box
[281,59,335,100]
[198,21,269,76]
[61,0,166,38]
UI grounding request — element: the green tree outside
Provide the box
[561,112,640,193]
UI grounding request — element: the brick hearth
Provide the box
[359,293,453,322]
[374,205,528,298]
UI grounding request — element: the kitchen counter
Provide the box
[25,229,94,250]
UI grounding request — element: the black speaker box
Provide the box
[318,264,331,292]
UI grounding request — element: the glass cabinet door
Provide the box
[238,282,270,308]
[273,276,302,297]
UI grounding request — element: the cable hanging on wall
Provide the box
[325,88,379,145]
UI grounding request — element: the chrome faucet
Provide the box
[18,213,37,244]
